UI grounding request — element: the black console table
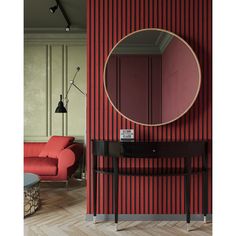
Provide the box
[92,140,208,231]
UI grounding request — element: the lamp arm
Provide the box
[71,83,87,96]
[64,69,79,100]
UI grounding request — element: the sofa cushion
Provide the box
[24,157,58,176]
[24,143,46,158]
[38,136,74,158]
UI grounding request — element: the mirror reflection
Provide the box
[104,29,201,126]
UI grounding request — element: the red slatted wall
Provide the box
[86,0,212,215]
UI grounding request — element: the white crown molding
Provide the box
[159,34,173,53]
[24,31,87,45]
[24,27,85,33]
[113,33,173,55]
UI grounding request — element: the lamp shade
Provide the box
[55,95,67,113]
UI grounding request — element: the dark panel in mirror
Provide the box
[104,29,201,126]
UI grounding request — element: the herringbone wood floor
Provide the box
[24,180,212,236]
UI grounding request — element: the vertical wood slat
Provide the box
[86,0,91,214]
[207,0,212,214]
[87,0,212,215]
[170,0,175,215]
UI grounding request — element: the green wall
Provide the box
[24,34,86,142]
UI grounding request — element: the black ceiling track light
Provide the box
[49,0,71,32]
[65,25,70,32]
[49,4,58,13]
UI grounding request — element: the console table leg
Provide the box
[203,152,208,224]
[93,216,96,224]
[93,155,97,224]
[185,174,190,224]
[113,157,119,230]
[203,171,208,223]
[185,158,191,230]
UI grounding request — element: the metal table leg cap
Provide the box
[204,216,207,224]
[115,223,118,231]
[186,223,190,232]
[93,216,96,224]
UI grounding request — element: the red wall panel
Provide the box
[87,0,212,215]
[120,55,149,123]
[106,55,162,124]
[105,55,118,108]
[162,38,200,122]
[151,55,162,123]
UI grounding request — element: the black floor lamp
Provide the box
[55,66,86,179]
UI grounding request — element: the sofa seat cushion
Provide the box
[24,157,58,176]
[38,136,75,158]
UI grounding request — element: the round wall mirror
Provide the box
[104,29,201,126]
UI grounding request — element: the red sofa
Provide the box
[24,136,83,181]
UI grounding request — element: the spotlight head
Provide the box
[49,5,58,13]
[65,25,70,32]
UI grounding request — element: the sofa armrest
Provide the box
[57,143,84,178]
[66,143,84,162]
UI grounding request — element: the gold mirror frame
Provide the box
[103,28,201,126]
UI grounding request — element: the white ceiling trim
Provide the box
[24,32,86,44]
[24,27,86,34]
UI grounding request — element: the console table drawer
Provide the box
[121,143,159,157]
[93,140,207,158]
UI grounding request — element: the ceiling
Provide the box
[24,0,86,33]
